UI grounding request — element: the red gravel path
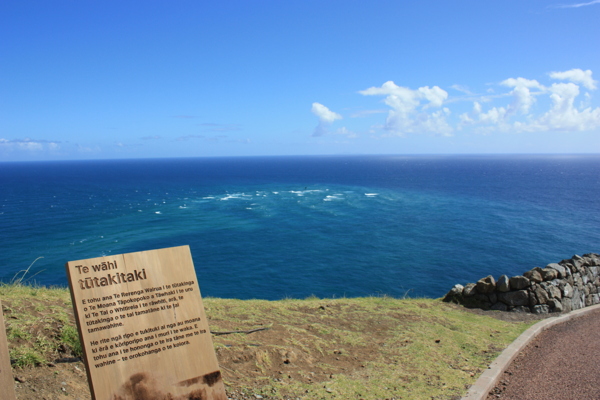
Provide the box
[486,308,600,400]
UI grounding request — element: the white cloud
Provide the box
[501,78,544,89]
[553,0,600,8]
[450,84,474,95]
[524,82,600,131]
[359,81,451,136]
[500,77,545,115]
[459,70,600,133]
[417,108,453,136]
[474,103,507,124]
[509,86,537,115]
[314,68,600,140]
[419,86,448,108]
[459,102,511,134]
[549,68,597,90]
[311,102,342,124]
[311,102,342,137]
[0,138,60,152]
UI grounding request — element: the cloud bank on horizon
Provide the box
[0,138,60,152]
[312,68,600,139]
[2,68,599,159]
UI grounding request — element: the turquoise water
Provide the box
[1,155,598,299]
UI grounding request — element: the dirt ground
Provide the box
[7,300,405,400]
[3,296,545,400]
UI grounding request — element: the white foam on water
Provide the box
[221,193,253,201]
[324,195,342,201]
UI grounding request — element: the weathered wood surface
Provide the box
[0,299,18,400]
[66,245,225,400]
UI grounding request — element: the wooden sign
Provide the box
[0,300,18,400]
[66,246,226,400]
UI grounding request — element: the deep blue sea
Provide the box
[1,155,598,299]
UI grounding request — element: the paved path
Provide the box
[486,307,600,400]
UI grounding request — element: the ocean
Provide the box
[1,155,598,300]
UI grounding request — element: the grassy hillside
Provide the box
[1,283,537,400]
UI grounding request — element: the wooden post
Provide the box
[66,245,226,400]
[0,300,18,400]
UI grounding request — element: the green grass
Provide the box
[1,284,536,399]
[60,325,83,358]
[1,282,81,368]
[204,296,534,399]
[9,345,46,368]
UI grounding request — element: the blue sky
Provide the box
[1,1,599,161]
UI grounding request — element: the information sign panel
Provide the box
[66,246,226,400]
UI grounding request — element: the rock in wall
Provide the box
[443,253,600,314]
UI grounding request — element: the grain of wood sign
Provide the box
[65,246,226,400]
[0,300,18,400]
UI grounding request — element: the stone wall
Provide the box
[444,253,600,314]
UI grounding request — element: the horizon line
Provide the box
[1,152,600,164]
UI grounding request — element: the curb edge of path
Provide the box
[461,303,600,400]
